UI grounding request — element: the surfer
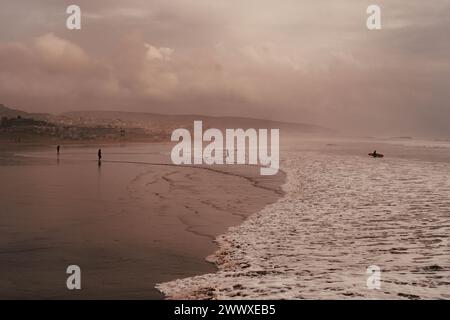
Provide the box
[369,150,384,158]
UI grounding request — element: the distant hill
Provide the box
[0,104,49,120]
[0,104,29,118]
[0,104,334,134]
[63,110,333,134]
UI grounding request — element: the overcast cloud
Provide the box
[0,0,449,137]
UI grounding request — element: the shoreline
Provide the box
[0,142,286,299]
[157,142,450,300]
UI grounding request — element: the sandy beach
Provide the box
[2,0,450,305]
[0,142,285,299]
[2,137,450,300]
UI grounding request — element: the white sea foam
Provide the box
[157,149,450,299]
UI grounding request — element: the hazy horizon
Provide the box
[1,0,449,138]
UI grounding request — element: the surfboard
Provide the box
[368,153,384,158]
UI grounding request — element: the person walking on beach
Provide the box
[97,148,102,166]
[57,145,60,155]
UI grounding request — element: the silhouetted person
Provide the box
[57,145,60,155]
[373,150,377,157]
[97,148,102,166]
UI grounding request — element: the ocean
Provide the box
[158,137,450,299]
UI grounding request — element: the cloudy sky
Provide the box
[0,0,449,137]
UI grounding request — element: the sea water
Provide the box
[158,137,450,299]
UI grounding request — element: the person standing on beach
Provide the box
[57,145,60,155]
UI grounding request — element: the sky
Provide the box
[0,0,449,137]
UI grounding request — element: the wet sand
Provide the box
[0,143,285,299]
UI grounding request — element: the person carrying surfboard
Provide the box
[369,150,384,158]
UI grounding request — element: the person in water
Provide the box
[373,150,377,156]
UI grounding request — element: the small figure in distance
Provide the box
[57,145,60,155]
[98,148,102,162]
[369,150,384,158]
[98,148,102,166]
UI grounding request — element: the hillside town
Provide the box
[0,105,171,143]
